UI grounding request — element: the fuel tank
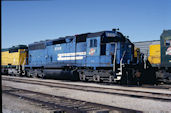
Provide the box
[43,69,79,81]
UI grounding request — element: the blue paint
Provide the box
[26,31,135,69]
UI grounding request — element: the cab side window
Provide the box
[90,39,97,47]
[94,39,97,47]
[165,40,171,46]
[90,40,93,47]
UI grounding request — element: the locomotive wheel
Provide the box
[37,73,44,78]
[26,71,32,78]
[93,75,100,82]
[79,74,83,81]
[39,73,45,79]
[32,73,38,78]
[15,73,21,77]
[79,74,87,81]
[82,75,86,81]
[11,72,15,76]
[82,75,88,82]
[93,75,96,82]
[96,75,100,82]
[109,76,114,83]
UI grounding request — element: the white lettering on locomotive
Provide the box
[57,52,86,60]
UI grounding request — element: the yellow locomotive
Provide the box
[1,45,28,76]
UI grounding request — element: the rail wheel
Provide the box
[15,73,21,77]
[26,71,32,78]
[109,76,114,83]
[79,74,83,81]
[79,74,87,81]
[93,75,100,82]
[81,74,88,82]
[32,73,38,78]
[38,73,44,79]
[11,72,15,76]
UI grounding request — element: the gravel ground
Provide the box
[2,93,54,113]
[3,76,171,94]
[2,80,171,113]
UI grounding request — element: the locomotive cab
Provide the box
[78,30,136,83]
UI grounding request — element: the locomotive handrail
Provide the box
[22,58,26,70]
[113,42,117,72]
[120,50,126,64]
[119,50,126,76]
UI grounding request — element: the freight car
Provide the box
[148,30,171,83]
[23,29,144,84]
[1,45,28,76]
[133,40,160,57]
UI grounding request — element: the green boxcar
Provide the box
[160,30,171,68]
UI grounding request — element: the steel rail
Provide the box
[2,86,141,113]
[2,76,171,102]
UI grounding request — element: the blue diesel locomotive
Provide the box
[24,29,144,84]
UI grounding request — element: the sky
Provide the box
[1,0,171,48]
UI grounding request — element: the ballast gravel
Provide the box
[2,78,171,113]
[2,93,54,113]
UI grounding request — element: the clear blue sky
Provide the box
[2,0,171,48]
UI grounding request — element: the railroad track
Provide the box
[2,76,171,102]
[141,84,171,90]
[2,86,141,113]
[3,75,171,90]
[100,82,171,90]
